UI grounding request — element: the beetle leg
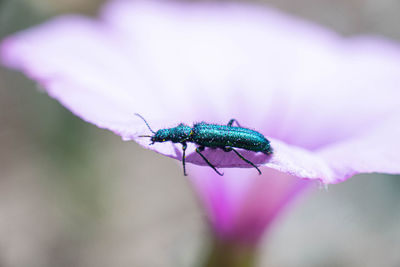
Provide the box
[182,142,188,176]
[227,119,242,127]
[196,146,224,176]
[226,147,262,175]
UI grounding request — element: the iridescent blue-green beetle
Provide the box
[136,114,273,176]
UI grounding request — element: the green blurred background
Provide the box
[0,0,399,266]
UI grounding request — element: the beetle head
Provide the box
[151,129,171,143]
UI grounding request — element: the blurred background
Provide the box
[0,0,399,266]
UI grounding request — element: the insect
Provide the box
[136,114,273,176]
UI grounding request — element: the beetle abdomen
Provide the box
[192,123,271,153]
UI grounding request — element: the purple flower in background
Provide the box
[2,0,400,264]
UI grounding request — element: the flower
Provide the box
[2,0,400,259]
[190,166,310,246]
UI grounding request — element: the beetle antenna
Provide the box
[135,113,156,134]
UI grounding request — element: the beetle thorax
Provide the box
[152,124,192,143]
